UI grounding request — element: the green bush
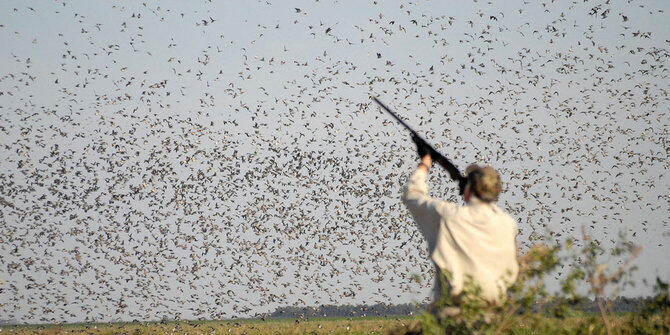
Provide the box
[398,228,669,335]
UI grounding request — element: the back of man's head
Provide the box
[465,164,502,202]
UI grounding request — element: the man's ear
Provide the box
[464,184,471,202]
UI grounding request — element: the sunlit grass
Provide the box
[3,313,668,335]
[1,316,414,335]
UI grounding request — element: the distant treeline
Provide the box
[267,296,655,319]
[268,302,427,318]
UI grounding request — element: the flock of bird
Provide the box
[0,0,667,324]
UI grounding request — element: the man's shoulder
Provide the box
[474,203,517,227]
[489,202,509,214]
[492,205,517,229]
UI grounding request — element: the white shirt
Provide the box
[401,167,518,303]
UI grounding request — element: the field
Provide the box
[1,317,412,335]
[2,313,668,335]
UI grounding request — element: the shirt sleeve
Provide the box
[401,167,443,231]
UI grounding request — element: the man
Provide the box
[401,138,518,318]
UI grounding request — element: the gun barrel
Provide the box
[372,97,419,137]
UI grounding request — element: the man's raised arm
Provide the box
[402,155,442,226]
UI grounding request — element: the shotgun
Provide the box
[372,96,468,195]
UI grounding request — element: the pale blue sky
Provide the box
[0,0,668,324]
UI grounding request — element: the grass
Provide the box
[0,316,415,335]
[2,313,668,335]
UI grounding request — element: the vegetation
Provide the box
[2,312,668,335]
[0,317,411,335]
[392,228,669,334]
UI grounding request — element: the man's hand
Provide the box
[412,135,432,172]
[422,154,432,167]
[419,154,432,172]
